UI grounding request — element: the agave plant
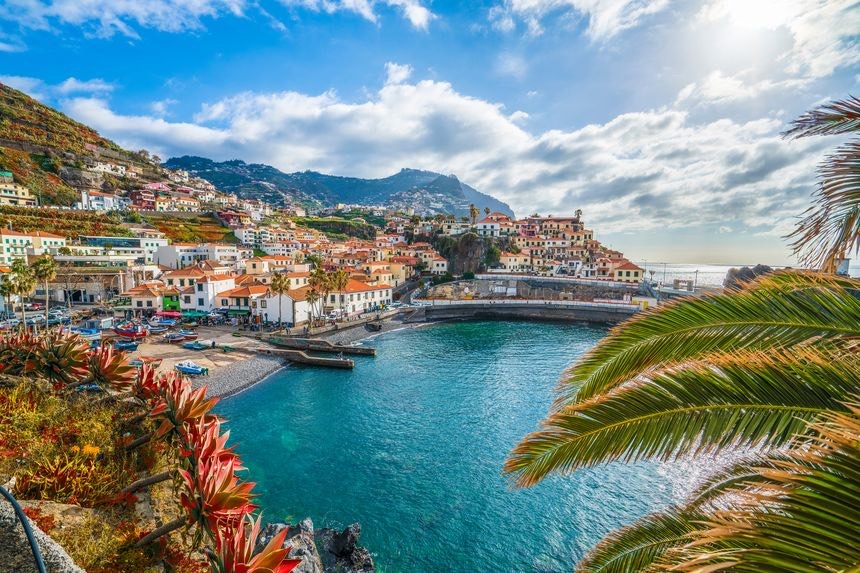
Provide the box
[35,330,90,389]
[505,97,860,572]
[86,343,136,392]
[179,454,257,534]
[209,514,302,573]
[149,372,219,442]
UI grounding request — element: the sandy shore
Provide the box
[126,316,436,399]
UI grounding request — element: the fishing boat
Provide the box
[178,330,198,341]
[182,341,208,351]
[175,361,208,376]
[130,355,163,368]
[114,324,148,339]
[113,340,140,351]
[163,332,186,344]
[70,327,102,342]
[149,316,178,327]
[366,322,383,332]
[147,325,168,334]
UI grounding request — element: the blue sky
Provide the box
[0,0,858,264]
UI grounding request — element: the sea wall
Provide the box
[408,300,638,324]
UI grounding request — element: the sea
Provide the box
[217,321,705,572]
[633,261,860,287]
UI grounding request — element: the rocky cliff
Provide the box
[258,518,375,573]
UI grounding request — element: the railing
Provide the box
[413,298,639,311]
[0,485,47,573]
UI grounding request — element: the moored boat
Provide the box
[163,332,186,344]
[175,361,208,376]
[178,329,198,341]
[113,340,140,351]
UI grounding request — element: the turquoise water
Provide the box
[217,321,682,572]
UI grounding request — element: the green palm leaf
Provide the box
[676,405,860,573]
[576,508,706,573]
[556,272,860,406]
[505,348,858,487]
[783,95,860,138]
[787,140,860,272]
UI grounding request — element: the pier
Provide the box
[264,336,376,356]
[256,348,355,369]
[406,299,639,324]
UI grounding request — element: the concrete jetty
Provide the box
[264,336,376,356]
[257,347,355,369]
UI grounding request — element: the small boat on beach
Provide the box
[70,327,102,342]
[149,317,178,327]
[163,332,186,344]
[175,361,208,376]
[182,341,208,351]
[147,325,168,334]
[113,340,140,351]
[130,355,163,368]
[178,330,198,341]
[114,324,148,339]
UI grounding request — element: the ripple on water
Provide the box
[218,320,683,573]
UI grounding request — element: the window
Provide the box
[184,296,191,303]
[197,298,204,306]
[146,301,153,307]
[136,301,142,307]
[261,300,267,308]
[197,283,203,292]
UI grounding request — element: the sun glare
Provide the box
[719,0,798,30]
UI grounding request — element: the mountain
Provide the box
[163,156,515,217]
[0,82,158,205]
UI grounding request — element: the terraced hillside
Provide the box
[142,212,238,244]
[0,205,132,239]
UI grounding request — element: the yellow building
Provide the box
[613,261,645,283]
[0,171,36,207]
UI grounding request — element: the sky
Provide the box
[0,0,858,264]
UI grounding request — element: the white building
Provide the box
[155,243,253,269]
[325,279,392,316]
[475,217,501,237]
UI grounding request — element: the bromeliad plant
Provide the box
[0,328,301,572]
[504,97,860,572]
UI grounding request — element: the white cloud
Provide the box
[384,62,413,85]
[0,0,247,38]
[150,98,178,117]
[496,53,527,79]
[64,69,824,237]
[56,77,114,94]
[698,0,860,80]
[491,0,671,40]
[676,71,808,107]
[279,0,433,30]
[719,226,733,234]
[0,75,113,100]
[0,0,433,37]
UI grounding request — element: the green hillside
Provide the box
[0,205,133,239]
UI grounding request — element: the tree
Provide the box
[304,254,322,270]
[31,255,57,325]
[469,203,479,226]
[484,206,490,216]
[269,272,291,327]
[504,97,860,572]
[305,288,320,325]
[330,269,349,318]
[9,259,35,330]
[0,276,13,317]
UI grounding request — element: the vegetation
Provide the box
[0,205,132,239]
[292,216,377,240]
[504,97,860,571]
[0,147,79,205]
[142,213,238,244]
[0,329,301,572]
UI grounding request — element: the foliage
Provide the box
[461,271,475,279]
[784,95,860,271]
[293,216,378,240]
[0,205,132,239]
[431,272,454,285]
[504,96,860,573]
[143,213,238,244]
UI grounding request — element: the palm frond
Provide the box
[505,348,858,487]
[556,272,860,406]
[788,140,860,272]
[576,508,705,573]
[675,405,860,573]
[783,95,860,138]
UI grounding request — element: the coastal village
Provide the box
[0,158,648,330]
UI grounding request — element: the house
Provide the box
[155,243,253,269]
[499,252,532,272]
[0,229,66,265]
[80,190,128,211]
[613,261,645,283]
[80,235,168,264]
[429,257,449,275]
[180,274,237,312]
[252,286,315,326]
[474,217,501,237]
[214,284,270,319]
[0,172,37,207]
[122,282,180,316]
[325,279,392,316]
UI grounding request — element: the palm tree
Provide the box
[469,203,479,226]
[0,276,13,318]
[331,269,349,318]
[9,259,36,331]
[305,288,320,326]
[505,97,860,572]
[484,206,490,216]
[309,268,332,318]
[269,272,291,328]
[31,255,57,325]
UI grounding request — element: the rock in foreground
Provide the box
[259,518,374,573]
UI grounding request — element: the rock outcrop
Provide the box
[259,518,374,573]
[0,498,84,573]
